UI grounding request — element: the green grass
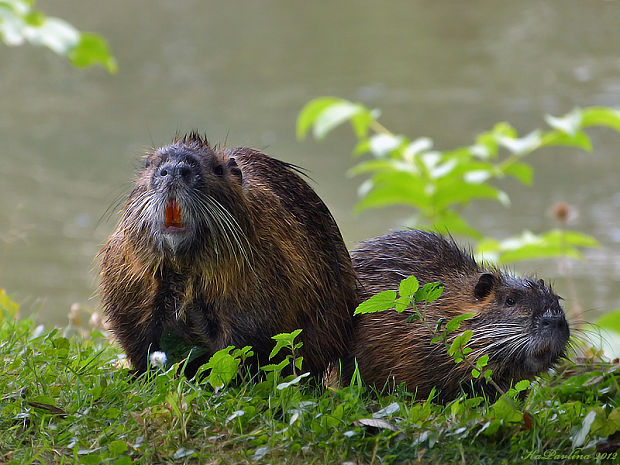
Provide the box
[1,309,619,465]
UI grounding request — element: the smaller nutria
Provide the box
[341,230,570,400]
[99,134,357,377]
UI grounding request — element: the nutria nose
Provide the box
[539,313,568,332]
[158,161,195,184]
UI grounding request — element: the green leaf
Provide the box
[368,133,405,157]
[276,372,310,390]
[203,346,241,389]
[354,290,397,315]
[297,97,343,139]
[398,275,419,299]
[0,288,19,321]
[433,180,507,209]
[448,330,473,356]
[445,313,476,333]
[108,440,128,455]
[477,229,599,264]
[496,130,541,156]
[475,354,489,370]
[540,129,592,151]
[595,309,620,334]
[311,100,366,140]
[580,106,620,132]
[261,359,290,373]
[501,162,533,185]
[472,369,480,379]
[348,158,414,177]
[351,108,377,139]
[355,172,431,212]
[68,32,117,73]
[394,294,410,313]
[545,109,582,136]
[431,211,483,240]
[415,282,444,303]
[405,313,421,323]
[514,380,530,392]
[269,329,303,360]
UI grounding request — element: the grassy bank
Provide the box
[1,300,619,465]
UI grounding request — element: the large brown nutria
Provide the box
[99,134,357,377]
[341,229,570,399]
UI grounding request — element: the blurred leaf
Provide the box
[297,97,344,139]
[0,1,115,72]
[354,290,397,315]
[545,109,582,136]
[433,181,506,209]
[501,161,533,185]
[595,309,620,334]
[476,229,599,264]
[514,380,530,392]
[0,288,19,321]
[580,106,620,132]
[541,130,592,151]
[431,210,483,239]
[368,133,405,157]
[349,158,414,177]
[298,98,367,140]
[496,130,541,156]
[351,108,377,139]
[572,409,597,448]
[355,172,431,212]
[69,32,117,73]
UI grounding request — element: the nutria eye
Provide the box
[505,297,516,306]
[214,165,224,176]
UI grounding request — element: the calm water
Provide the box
[1,0,619,325]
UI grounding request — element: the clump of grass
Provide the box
[1,292,619,465]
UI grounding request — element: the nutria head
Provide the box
[467,272,570,380]
[120,134,251,266]
[345,229,571,399]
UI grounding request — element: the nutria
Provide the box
[341,230,570,399]
[99,133,357,376]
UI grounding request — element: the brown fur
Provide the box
[99,134,357,376]
[340,230,570,400]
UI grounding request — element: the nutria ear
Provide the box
[537,278,545,287]
[227,158,243,182]
[474,273,496,300]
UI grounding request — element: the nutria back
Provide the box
[342,230,570,399]
[99,134,357,376]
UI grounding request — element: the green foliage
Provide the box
[594,309,620,334]
[477,229,600,263]
[297,98,611,263]
[1,315,618,464]
[0,288,19,321]
[0,0,117,72]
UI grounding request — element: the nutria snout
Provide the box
[341,229,570,399]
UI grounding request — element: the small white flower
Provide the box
[149,351,167,368]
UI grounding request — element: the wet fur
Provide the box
[341,230,570,399]
[99,134,358,376]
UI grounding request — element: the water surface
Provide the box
[1,0,619,324]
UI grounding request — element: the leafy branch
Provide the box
[0,0,117,72]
